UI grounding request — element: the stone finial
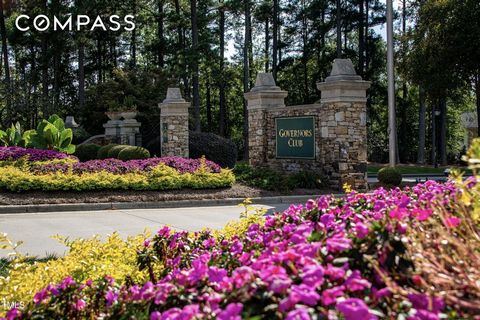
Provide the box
[325,59,362,82]
[251,73,281,92]
[163,87,186,103]
[65,116,79,128]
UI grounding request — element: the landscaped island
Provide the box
[0,146,234,192]
[1,139,479,319]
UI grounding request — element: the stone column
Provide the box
[244,73,288,167]
[119,119,141,146]
[317,59,370,191]
[158,88,190,157]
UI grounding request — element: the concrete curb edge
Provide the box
[0,194,344,214]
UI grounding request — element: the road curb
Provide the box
[0,194,343,214]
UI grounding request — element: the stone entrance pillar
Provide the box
[119,119,141,146]
[244,73,288,166]
[317,59,370,190]
[158,88,190,157]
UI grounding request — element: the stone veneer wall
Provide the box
[161,115,189,157]
[159,88,190,158]
[246,59,369,191]
[248,103,367,191]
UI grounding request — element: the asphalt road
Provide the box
[0,203,292,258]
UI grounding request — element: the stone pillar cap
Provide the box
[163,87,186,103]
[325,59,362,82]
[251,73,281,91]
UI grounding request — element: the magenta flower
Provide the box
[321,286,344,306]
[33,289,49,304]
[336,298,377,320]
[73,299,86,311]
[105,290,119,307]
[150,311,162,320]
[286,308,311,320]
[444,216,461,228]
[326,234,352,253]
[355,222,369,239]
[217,303,243,320]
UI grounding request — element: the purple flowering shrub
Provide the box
[30,157,221,175]
[4,180,480,320]
[0,146,76,162]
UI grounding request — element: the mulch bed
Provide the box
[0,184,335,206]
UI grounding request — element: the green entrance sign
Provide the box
[275,116,315,159]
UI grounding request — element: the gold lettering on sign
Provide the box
[287,138,304,147]
[278,129,313,138]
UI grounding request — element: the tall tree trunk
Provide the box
[265,19,269,72]
[248,8,254,89]
[272,0,278,80]
[358,0,364,77]
[131,0,137,67]
[399,0,408,162]
[417,86,426,164]
[78,41,85,110]
[336,0,342,58]
[243,0,251,160]
[439,96,447,165]
[158,0,164,68]
[0,0,11,121]
[219,3,227,136]
[206,73,212,132]
[365,0,370,75]
[431,102,436,165]
[98,39,103,83]
[174,0,189,98]
[191,0,200,132]
[301,0,308,103]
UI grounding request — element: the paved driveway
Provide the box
[0,203,291,257]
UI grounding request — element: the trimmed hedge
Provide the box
[97,144,118,159]
[378,166,403,186]
[74,144,101,162]
[107,145,129,159]
[118,146,151,161]
[189,131,237,168]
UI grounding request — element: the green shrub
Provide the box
[74,144,101,162]
[107,145,129,159]
[287,170,326,189]
[189,131,237,168]
[378,166,403,186]
[234,163,327,191]
[71,127,91,144]
[118,146,151,160]
[97,144,118,159]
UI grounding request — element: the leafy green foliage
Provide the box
[0,122,30,147]
[97,144,119,159]
[74,144,101,162]
[107,145,130,159]
[117,146,151,161]
[377,167,403,187]
[189,131,238,168]
[28,115,76,154]
[234,162,327,191]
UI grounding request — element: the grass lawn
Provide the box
[368,164,472,175]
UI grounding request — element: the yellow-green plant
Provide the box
[0,233,149,314]
[0,165,234,192]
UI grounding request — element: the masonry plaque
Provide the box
[275,116,315,159]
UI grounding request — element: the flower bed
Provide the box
[30,157,221,175]
[0,146,76,162]
[1,176,479,319]
[0,146,233,192]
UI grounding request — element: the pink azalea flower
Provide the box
[336,298,377,320]
[326,234,352,253]
[217,303,243,320]
[286,308,311,320]
[444,216,461,228]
